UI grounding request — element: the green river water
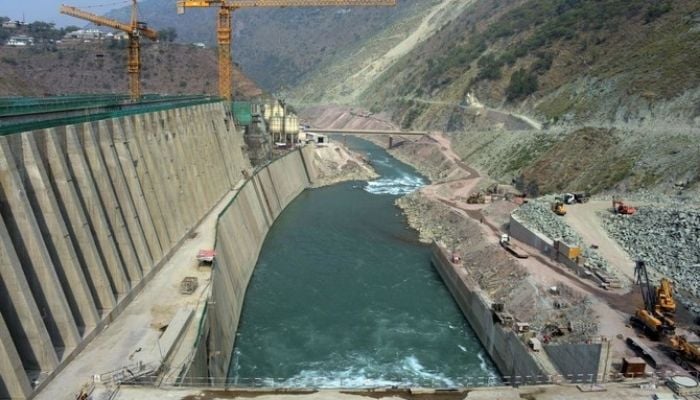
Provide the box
[229,137,499,388]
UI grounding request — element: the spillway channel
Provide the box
[229,137,499,388]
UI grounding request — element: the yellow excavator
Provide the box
[630,261,676,340]
[551,200,567,216]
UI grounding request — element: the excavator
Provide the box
[630,260,675,340]
[612,198,637,215]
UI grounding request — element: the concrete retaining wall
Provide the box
[430,243,547,383]
[204,149,314,379]
[0,102,250,400]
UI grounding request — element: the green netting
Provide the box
[0,96,223,136]
[232,101,253,126]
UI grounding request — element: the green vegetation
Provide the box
[157,27,178,42]
[506,68,538,101]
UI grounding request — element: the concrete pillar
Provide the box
[161,110,196,229]
[95,120,153,272]
[203,105,233,199]
[121,115,173,250]
[153,112,191,233]
[0,137,80,352]
[42,129,117,313]
[130,114,182,244]
[64,125,130,297]
[189,106,219,208]
[173,108,206,218]
[20,132,100,333]
[0,311,32,400]
[208,105,237,189]
[78,122,143,283]
[109,118,163,262]
[0,215,58,373]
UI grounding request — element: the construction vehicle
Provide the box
[657,277,677,314]
[176,0,396,101]
[60,1,158,101]
[551,200,567,216]
[563,192,590,204]
[500,234,529,258]
[612,198,637,215]
[630,260,675,340]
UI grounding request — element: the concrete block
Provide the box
[20,132,100,332]
[96,120,153,272]
[0,136,80,352]
[41,128,117,312]
[123,115,175,249]
[64,125,130,296]
[109,118,163,262]
[79,122,143,283]
[0,214,58,372]
[0,312,32,400]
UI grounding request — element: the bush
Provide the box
[476,54,503,81]
[645,2,672,23]
[1,56,17,65]
[506,68,538,101]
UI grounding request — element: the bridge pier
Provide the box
[388,136,393,149]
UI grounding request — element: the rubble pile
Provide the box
[513,201,612,272]
[603,208,700,310]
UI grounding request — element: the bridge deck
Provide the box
[306,128,428,136]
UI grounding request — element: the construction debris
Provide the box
[179,277,199,295]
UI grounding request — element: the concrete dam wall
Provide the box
[0,102,250,399]
[199,146,317,379]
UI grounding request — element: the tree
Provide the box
[506,68,538,101]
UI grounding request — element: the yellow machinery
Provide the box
[631,260,675,340]
[551,201,566,216]
[657,277,677,314]
[61,1,158,101]
[176,0,397,100]
[670,335,700,363]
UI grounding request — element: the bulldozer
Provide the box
[669,335,700,365]
[630,261,675,340]
[612,198,636,215]
[551,201,567,216]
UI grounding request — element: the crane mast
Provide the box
[60,1,158,101]
[177,0,397,100]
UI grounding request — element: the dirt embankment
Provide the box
[307,142,378,188]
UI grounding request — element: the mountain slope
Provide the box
[105,0,434,91]
[0,44,262,97]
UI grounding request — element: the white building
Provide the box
[6,35,34,46]
[64,29,105,41]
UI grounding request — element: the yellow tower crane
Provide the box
[176,0,396,100]
[60,1,158,101]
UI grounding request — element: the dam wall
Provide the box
[430,243,548,383]
[0,102,250,399]
[202,147,314,378]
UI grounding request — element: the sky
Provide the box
[0,0,124,27]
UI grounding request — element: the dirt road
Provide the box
[563,201,636,282]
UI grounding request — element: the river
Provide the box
[229,137,499,388]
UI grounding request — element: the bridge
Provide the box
[305,128,429,148]
[305,128,429,136]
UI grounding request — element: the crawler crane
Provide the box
[631,260,676,340]
[60,1,158,101]
[176,0,397,101]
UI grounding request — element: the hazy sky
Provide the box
[0,0,118,27]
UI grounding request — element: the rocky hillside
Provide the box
[0,43,262,97]
[296,0,700,196]
[104,0,434,91]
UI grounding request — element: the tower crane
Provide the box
[60,1,158,101]
[176,0,396,101]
